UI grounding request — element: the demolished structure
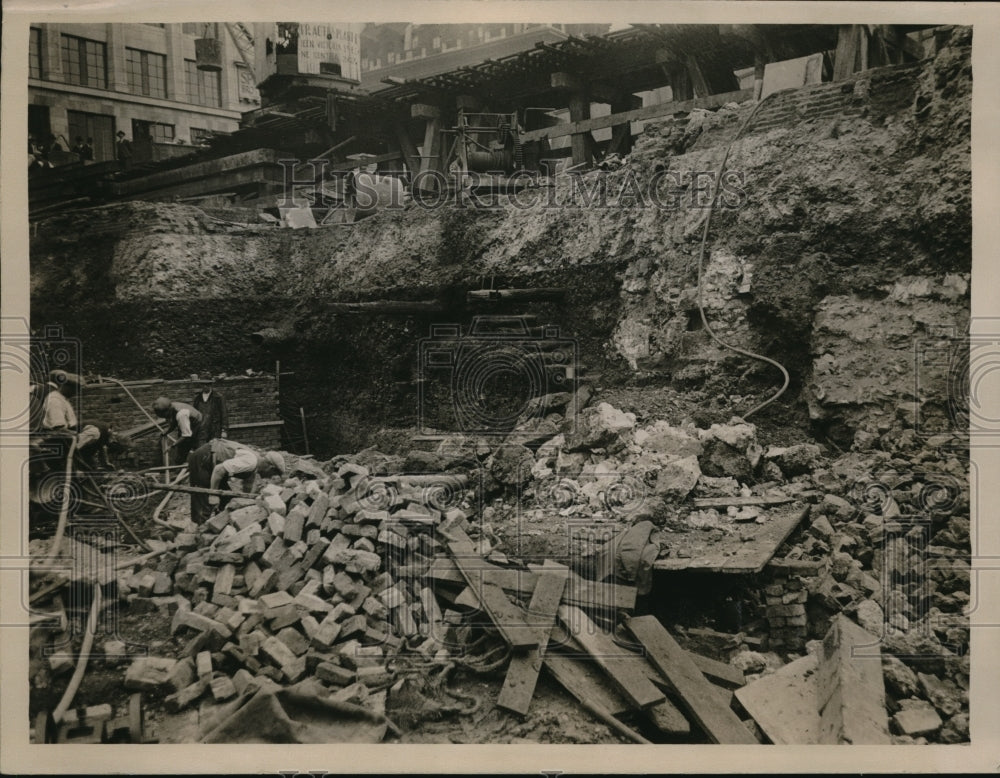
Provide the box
[23,21,972,748]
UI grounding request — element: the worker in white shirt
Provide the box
[186,438,285,522]
[41,370,80,431]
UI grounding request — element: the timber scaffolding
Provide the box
[28,23,942,215]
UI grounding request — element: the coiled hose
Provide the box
[695,91,790,419]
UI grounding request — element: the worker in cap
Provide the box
[191,374,228,441]
[152,396,204,466]
[186,438,285,523]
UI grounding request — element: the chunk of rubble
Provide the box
[124,656,178,691]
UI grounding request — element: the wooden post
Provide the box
[684,54,711,99]
[833,24,867,80]
[393,121,420,179]
[608,94,642,156]
[552,72,593,167]
[411,104,444,190]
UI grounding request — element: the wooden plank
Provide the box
[691,495,794,509]
[544,651,630,715]
[557,605,664,710]
[653,505,808,574]
[626,615,758,744]
[816,614,890,744]
[445,528,537,649]
[687,652,746,690]
[497,571,567,715]
[544,652,689,736]
[427,556,635,612]
[520,89,752,143]
[735,653,821,744]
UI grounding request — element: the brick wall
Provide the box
[81,374,282,468]
[746,62,922,134]
[764,558,825,650]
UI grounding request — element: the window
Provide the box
[150,123,174,142]
[67,110,115,162]
[126,48,167,98]
[190,127,214,145]
[29,28,42,79]
[143,23,166,28]
[61,34,108,88]
[184,60,221,107]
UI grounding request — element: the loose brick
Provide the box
[311,614,343,649]
[261,538,288,568]
[259,591,295,610]
[276,626,310,656]
[300,614,320,640]
[294,592,332,614]
[266,603,301,630]
[211,674,238,702]
[247,568,277,598]
[330,602,356,621]
[307,493,330,527]
[165,680,207,712]
[125,656,178,691]
[196,650,213,680]
[316,661,355,686]
[330,571,359,598]
[267,513,285,536]
[214,564,236,597]
[338,614,368,641]
[263,494,287,516]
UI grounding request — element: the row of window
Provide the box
[30,29,223,107]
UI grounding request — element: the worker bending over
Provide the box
[187,439,285,523]
[152,396,203,465]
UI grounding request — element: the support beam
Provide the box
[520,89,752,144]
[393,121,420,177]
[551,71,593,167]
[608,94,642,156]
[833,24,868,80]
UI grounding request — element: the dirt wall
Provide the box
[30,29,972,456]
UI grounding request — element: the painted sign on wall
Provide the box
[296,23,363,80]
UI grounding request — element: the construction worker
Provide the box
[191,375,228,441]
[186,439,285,523]
[41,370,80,431]
[152,396,203,466]
[75,422,117,471]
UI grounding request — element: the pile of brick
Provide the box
[117,461,476,718]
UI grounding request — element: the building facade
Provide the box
[28,22,260,163]
[359,23,610,90]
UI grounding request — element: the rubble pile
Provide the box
[438,391,970,744]
[113,460,487,729]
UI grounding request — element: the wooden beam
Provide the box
[567,89,594,167]
[684,54,711,99]
[497,570,567,716]
[393,121,420,176]
[544,652,690,737]
[520,89,752,143]
[816,614,891,744]
[691,495,794,509]
[626,615,758,744]
[444,527,538,650]
[833,24,865,80]
[558,605,665,710]
[427,556,635,612]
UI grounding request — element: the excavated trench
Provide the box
[27,29,973,744]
